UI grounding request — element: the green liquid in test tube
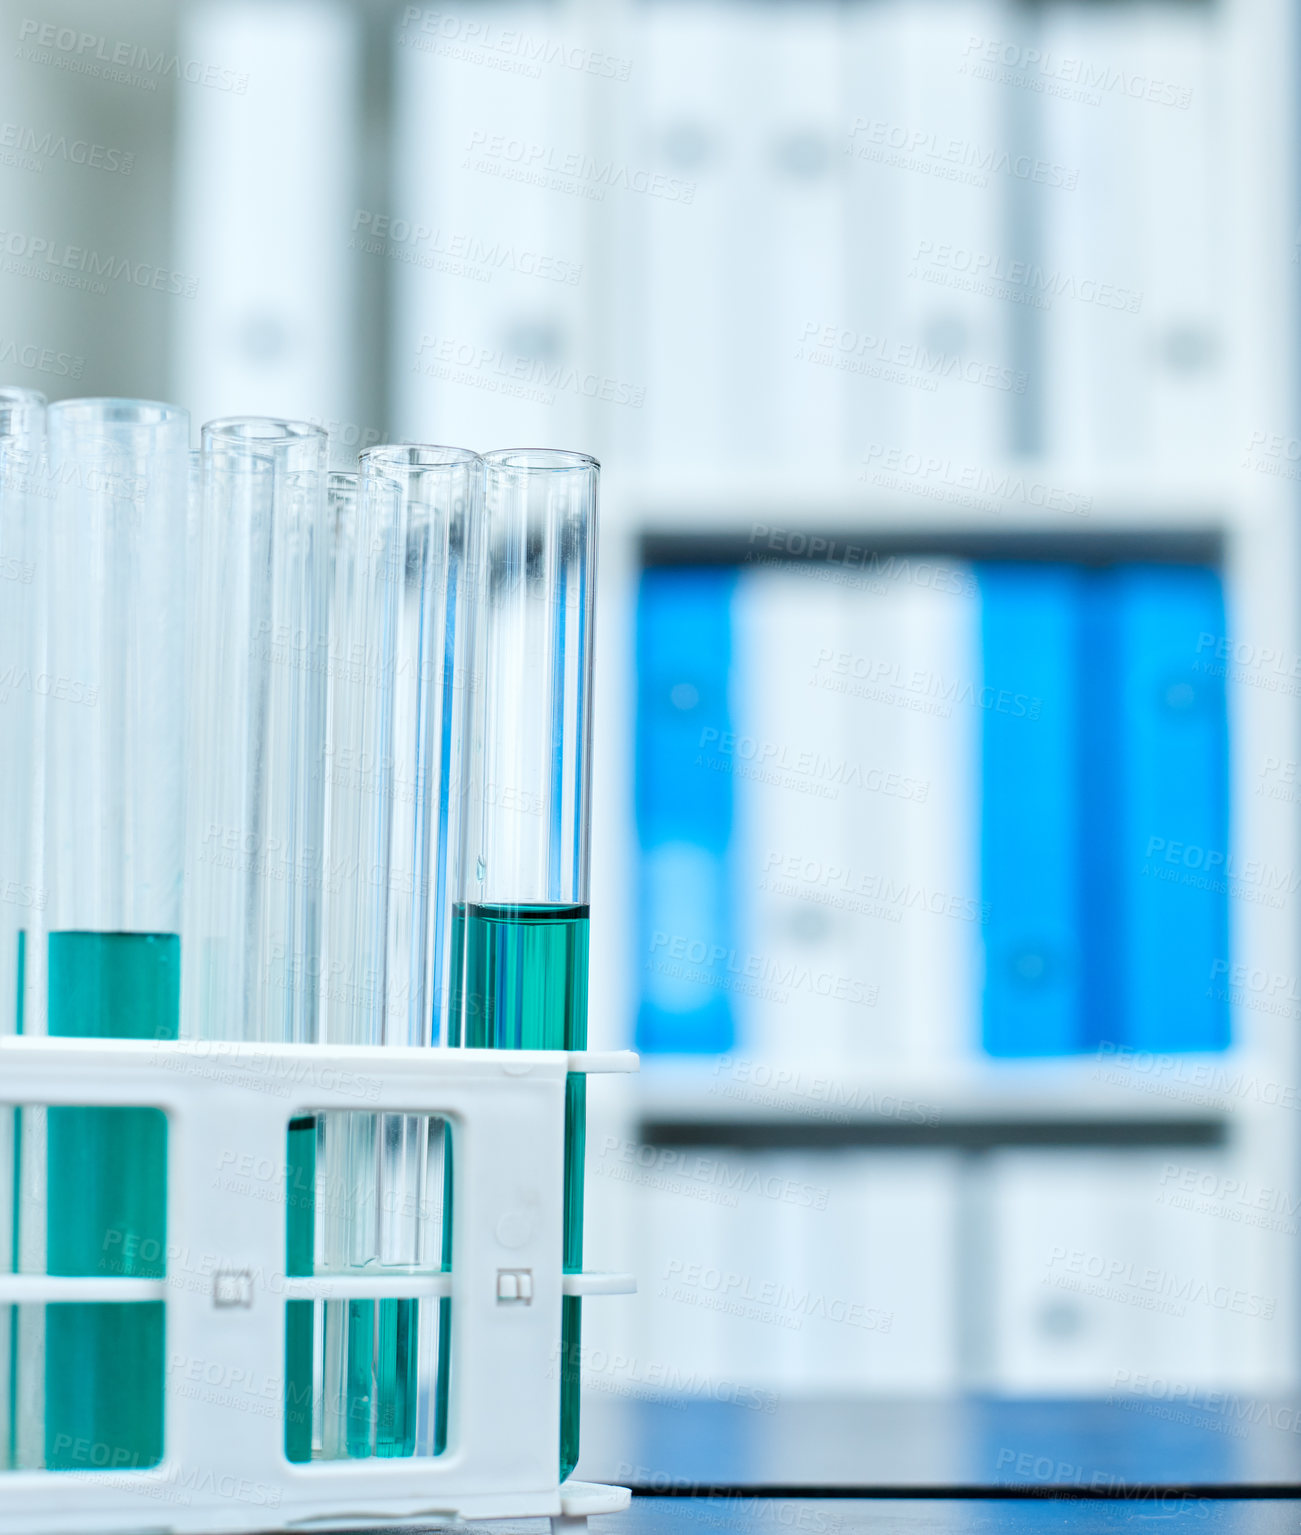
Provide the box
[453,901,590,1475]
[454,450,599,1480]
[0,389,44,1472]
[45,933,177,1469]
[38,398,189,1471]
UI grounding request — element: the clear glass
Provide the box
[182,418,329,1046]
[0,388,46,1041]
[35,398,189,1472]
[0,388,45,1474]
[181,418,328,1464]
[462,450,599,913]
[453,448,599,1481]
[309,447,480,1460]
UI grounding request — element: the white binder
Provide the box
[172,0,360,432]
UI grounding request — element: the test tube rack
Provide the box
[0,1035,637,1535]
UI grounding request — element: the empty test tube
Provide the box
[313,447,480,1460]
[182,418,329,1461]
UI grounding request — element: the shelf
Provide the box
[631,1054,1260,1142]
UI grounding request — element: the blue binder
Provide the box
[1112,566,1229,1052]
[636,568,737,1054]
[980,561,1230,1058]
[980,564,1084,1056]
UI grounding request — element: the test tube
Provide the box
[39,398,190,1471]
[0,387,45,1473]
[314,447,479,1459]
[183,417,329,1046]
[0,387,46,1040]
[182,418,329,1462]
[453,449,599,1480]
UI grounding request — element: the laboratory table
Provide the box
[568,1395,1301,1532]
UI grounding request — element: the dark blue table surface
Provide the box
[590,1500,1301,1535]
[576,1395,1301,1490]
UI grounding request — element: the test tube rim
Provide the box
[360,443,483,472]
[484,448,600,474]
[0,385,46,408]
[48,396,186,431]
[0,384,46,440]
[202,415,326,447]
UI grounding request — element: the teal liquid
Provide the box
[44,931,177,1471]
[329,1294,416,1459]
[6,931,24,1468]
[284,1115,316,1462]
[451,901,589,1480]
[285,1116,421,1462]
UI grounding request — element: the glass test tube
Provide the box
[0,388,46,1041]
[0,387,45,1474]
[182,418,329,1462]
[39,399,190,1471]
[314,448,479,1459]
[453,450,599,1480]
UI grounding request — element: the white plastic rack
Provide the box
[0,1036,637,1535]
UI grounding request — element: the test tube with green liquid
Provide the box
[38,399,190,1470]
[452,449,598,1480]
[0,387,46,1471]
[314,449,478,1459]
[181,419,329,1462]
